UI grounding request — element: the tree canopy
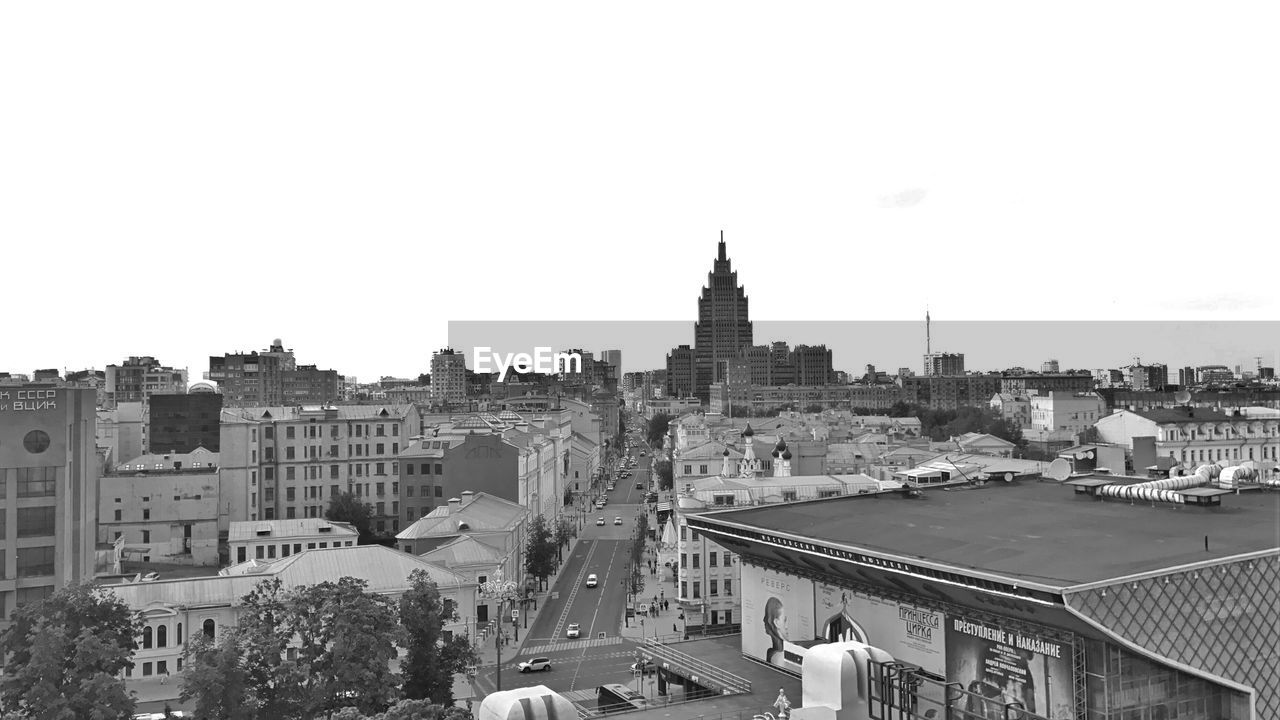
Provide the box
[326,492,375,538]
[0,582,141,720]
[523,515,556,589]
[400,570,477,706]
[645,413,671,448]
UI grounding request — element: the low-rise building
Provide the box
[104,545,474,701]
[226,517,359,565]
[100,448,223,566]
[1095,406,1280,473]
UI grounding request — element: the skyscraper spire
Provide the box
[718,230,726,261]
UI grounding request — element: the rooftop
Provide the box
[693,479,1280,590]
[227,518,359,543]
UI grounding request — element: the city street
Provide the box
[473,446,667,700]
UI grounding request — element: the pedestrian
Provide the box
[673,623,678,633]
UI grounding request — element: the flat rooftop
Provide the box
[695,479,1280,589]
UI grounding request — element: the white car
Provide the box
[614,517,623,525]
[596,517,606,526]
[586,573,598,587]
[518,657,552,673]
[567,623,581,639]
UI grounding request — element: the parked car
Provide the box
[614,516,623,525]
[518,657,552,673]
[635,482,644,489]
[586,573,599,587]
[567,623,581,639]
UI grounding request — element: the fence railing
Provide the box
[868,661,1050,720]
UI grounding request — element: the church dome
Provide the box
[742,424,754,437]
[771,450,780,458]
[722,449,730,457]
[782,449,793,460]
[775,438,788,452]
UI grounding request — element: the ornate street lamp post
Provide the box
[479,567,520,691]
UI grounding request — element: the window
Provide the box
[264,426,274,439]
[407,464,415,475]
[286,487,296,501]
[238,547,247,563]
[376,482,385,496]
[692,554,699,568]
[376,443,385,455]
[16,467,56,498]
[680,553,687,569]
[157,625,167,647]
[700,464,708,474]
[202,619,215,639]
[724,579,732,596]
[435,463,443,475]
[782,490,798,502]
[286,426,295,439]
[723,552,730,566]
[681,581,688,598]
[286,466,295,481]
[710,580,718,596]
[141,530,151,543]
[435,486,443,497]
[286,507,296,519]
[690,530,698,541]
[256,546,265,559]
[331,484,339,497]
[406,507,415,520]
[406,485,414,497]
[142,508,150,520]
[143,662,153,677]
[177,622,183,645]
[142,626,153,649]
[113,508,122,521]
[709,553,717,567]
[692,581,701,599]
[684,465,692,474]
[680,526,687,540]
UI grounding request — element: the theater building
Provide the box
[686,476,1279,719]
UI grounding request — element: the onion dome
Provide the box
[722,449,730,457]
[775,438,788,452]
[772,450,780,458]
[742,424,754,437]
[782,449,793,460]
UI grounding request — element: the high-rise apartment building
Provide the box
[692,237,752,403]
[666,345,697,398]
[430,349,467,405]
[207,339,341,407]
[149,392,224,454]
[923,352,965,376]
[0,385,98,621]
[106,357,188,405]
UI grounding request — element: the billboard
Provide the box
[0,387,67,466]
[814,582,945,676]
[945,615,1075,720]
[741,564,814,674]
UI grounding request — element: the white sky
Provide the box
[2,2,1277,381]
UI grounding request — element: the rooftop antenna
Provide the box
[1046,458,1071,482]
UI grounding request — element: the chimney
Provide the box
[460,490,475,503]
[448,497,462,514]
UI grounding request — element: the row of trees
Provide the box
[0,572,476,720]
[523,514,577,591]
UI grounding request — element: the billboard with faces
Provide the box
[740,563,814,674]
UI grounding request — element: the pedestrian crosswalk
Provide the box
[520,636,625,655]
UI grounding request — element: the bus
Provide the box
[596,683,648,713]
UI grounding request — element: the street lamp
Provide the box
[479,567,520,691]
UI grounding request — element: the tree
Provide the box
[653,460,673,491]
[553,515,575,562]
[326,492,374,538]
[523,515,556,590]
[803,404,825,414]
[645,413,672,448]
[0,582,142,720]
[400,570,477,706]
[286,578,405,718]
[179,628,254,720]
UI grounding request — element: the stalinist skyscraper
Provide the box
[692,233,753,402]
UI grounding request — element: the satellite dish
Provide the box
[1085,451,1095,460]
[1174,390,1192,405]
[1046,458,1071,481]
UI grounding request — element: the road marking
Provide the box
[587,542,621,636]
[552,541,597,640]
[519,636,625,655]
